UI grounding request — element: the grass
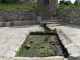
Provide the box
[0,4,80,10]
[0,4,37,10]
[59,4,80,8]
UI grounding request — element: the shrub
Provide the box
[64,1,72,5]
[74,0,78,5]
[59,0,65,4]
[52,12,56,16]
[59,0,72,5]
[1,0,21,4]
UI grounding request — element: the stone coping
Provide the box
[0,21,38,27]
[56,29,80,60]
[57,29,80,55]
[0,56,65,60]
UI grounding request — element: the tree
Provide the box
[59,0,72,5]
[1,0,21,4]
[74,0,78,5]
[64,0,72,5]
[59,0,65,4]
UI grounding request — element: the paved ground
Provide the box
[0,24,80,60]
[0,25,44,58]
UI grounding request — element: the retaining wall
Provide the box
[0,8,80,26]
[57,8,80,25]
[0,9,37,22]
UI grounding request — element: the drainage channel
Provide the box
[15,24,69,59]
[15,32,68,58]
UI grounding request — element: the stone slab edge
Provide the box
[57,29,80,55]
[0,56,65,60]
[0,21,38,27]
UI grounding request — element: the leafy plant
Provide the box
[40,23,45,27]
[53,28,57,32]
[52,12,57,17]
[1,0,21,4]
[0,4,36,10]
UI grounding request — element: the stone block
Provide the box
[13,21,20,26]
[37,17,41,23]
[20,21,28,25]
[6,22,10,27]
[0,22,6,27]
[68,54,80,60]
[10,22,14,26]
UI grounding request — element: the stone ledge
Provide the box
[57,29,72,45]
[57,29,80,55]
[0,22,6,27]
[10,56,64,60]
[0,21,38,27]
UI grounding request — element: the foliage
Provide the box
[74,0,78,5]
[40,23,45,27]
[53,28,57,32]
[0,4,36,10]
[59,4,80,8]
[59,0,65,4]
[52,12,56,16]
[64,1,72,5]
[59,0,72,5]
[1,0,21,4]
[32,5,37,9]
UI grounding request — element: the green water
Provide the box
[16,35,63,57]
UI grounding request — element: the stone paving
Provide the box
[0,24,80,60]
[0,25,44,58]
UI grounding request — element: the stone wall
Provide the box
[0,9,38,27]
[0,9,36,22]
[1,8,80,27]
[57,8,80,24]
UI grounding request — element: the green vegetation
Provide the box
[59,0,80,8]
[0,0,22,4]
[0,4,37,10]
[16,35,57,57]
[52,12,57,16]
[59,4,80,8]
[0,0,80,9]
[59,0,72,5]
[15,35,29,57]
